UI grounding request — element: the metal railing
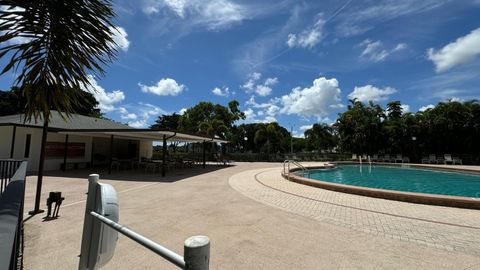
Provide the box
[79,174,210,270]
[1,159,23,195]
[283,160,308,177]
[0,160,28,270]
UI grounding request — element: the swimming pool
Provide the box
[302,164,480,198]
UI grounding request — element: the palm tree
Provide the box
[0,0,118,214]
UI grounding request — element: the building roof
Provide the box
[0,111,132,130]
[0,111,229,143]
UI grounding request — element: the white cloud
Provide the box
[264,77,278,86]
[139,78,186,96]
[255,85,272,96]
[335,0,450,37]
[287,16,326,49]
[300,124,313,131]
[419,104,435,112]
[243,108,255,120]
[245,96,273,109]
[357,39,406,62]
[117,104,167,128]
[179,108,187,115]
[211,86,230,97]
[143,0,246,30]
[128,120,147,128]
[427,27,480,72]
[401,104,410,113]
[348,85,397,102]
[119,107,138,120]
[82,75,125,112]
[241,72,278,96]
[109,26,130,52]
[279,77,343,119]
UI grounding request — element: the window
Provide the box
[24,134,31,158]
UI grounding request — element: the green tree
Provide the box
[150,113,181,130]
[179,100,245,138]
[304,123,337,152]
[254,122,286,153]
[335,99,384,154]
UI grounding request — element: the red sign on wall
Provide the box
[45,142,86,158]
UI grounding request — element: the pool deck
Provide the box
[23,162,480,269]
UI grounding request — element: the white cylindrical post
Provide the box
[78,174,100,270]
[184,235,210,270]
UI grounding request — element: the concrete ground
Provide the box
[23,162,480,269]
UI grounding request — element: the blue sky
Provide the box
[1,0,480,137]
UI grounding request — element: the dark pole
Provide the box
[9,125,16,158]
[162,135,167,177]
[108,135,114,174]
[62,134,69,172]
[29,119,48,215]
[90,139,94,168]
[202,140,206,168]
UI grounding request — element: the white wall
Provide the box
[1,126,92,171]
[0,126,14,159]
[140,140,153,160]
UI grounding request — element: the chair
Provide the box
[395,154,403,163]
[402,156,410,163]
[145,162,157,173]
[351,154,357,161]
[371,154,378,162]
[444,154,454,165]
[111,158,120,171]
[421,156,429,164]
[384,154,391,163]
[453,156,463,165]
[428,154,437,164]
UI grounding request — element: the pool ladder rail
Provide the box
[283,160,309,178]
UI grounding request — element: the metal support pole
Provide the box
[90,139,95,168]
[108,135,114,174]
[29,119,48,215]
[202,141,206,168]
[78,174,100,270]
[184,236,210,270]
[63,134,69,172]
[10,125,16,158]
[162,135,167,177]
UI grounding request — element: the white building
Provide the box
[0,112,153,172]
[0,111,227,173]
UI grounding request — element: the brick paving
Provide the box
[229,166,480,256]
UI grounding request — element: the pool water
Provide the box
[303,165,480,198]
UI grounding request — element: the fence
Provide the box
[79,174,210,270]
[0,160,28,270]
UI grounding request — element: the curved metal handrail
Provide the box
[283,160,307,177]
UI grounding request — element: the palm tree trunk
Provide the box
[30,118,48,214]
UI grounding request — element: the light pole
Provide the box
[290,123,294,154]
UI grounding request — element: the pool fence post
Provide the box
[78,174,100,270]
[184,235,210,270]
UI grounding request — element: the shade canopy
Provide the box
[58,129,229,143]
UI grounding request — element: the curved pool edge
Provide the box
[282,165,480,210]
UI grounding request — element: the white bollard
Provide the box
[184,235,210,270]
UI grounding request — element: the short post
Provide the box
[78,174,100,270]
[184,235,210,270]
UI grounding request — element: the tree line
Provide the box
[2,85,478,163]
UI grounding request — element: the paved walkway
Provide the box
[229,165,480,256]
[23,163,480,269]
